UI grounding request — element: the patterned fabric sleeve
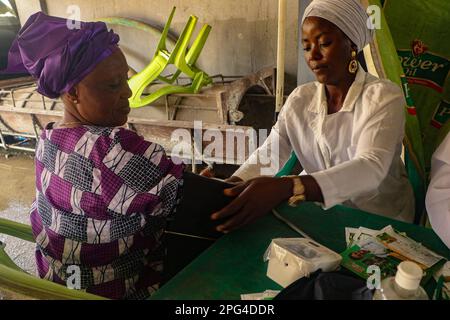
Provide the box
[105,127,185,218]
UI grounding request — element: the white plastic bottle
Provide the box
[373,261,429,300]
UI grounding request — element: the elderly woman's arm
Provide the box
[426,134,450,248]
[111,128,185,217]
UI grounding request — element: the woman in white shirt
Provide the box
[426,133,450,248]
[209,0,415,232]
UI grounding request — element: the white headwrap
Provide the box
[302,0,374,52]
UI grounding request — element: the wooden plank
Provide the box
[0,77,35,89]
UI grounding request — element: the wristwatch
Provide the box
[283,175,306,207]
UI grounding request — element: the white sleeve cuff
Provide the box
[310,170,341,209]
[233,164,262,181]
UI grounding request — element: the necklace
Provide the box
[56,121,84,128]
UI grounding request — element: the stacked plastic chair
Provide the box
[128,6,212,108]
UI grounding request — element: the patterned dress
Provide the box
[30,123,184,299]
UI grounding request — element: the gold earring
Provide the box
[348,51,358,74]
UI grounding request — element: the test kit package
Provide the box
[264,238,342,288]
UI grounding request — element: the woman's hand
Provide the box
[199,166,215,178]
[211,177,293,233]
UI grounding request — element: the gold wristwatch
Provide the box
[284,175,306,207]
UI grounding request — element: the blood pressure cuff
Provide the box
[274,269,374,300]
[162,171,235,282]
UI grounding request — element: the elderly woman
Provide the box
[211,0,415,233]
[3,12,184,299]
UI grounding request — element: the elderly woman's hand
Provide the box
[211,177,293,233]
[199,166,215,178]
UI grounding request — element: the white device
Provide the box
[264,238,342,288]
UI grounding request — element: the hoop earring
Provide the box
[348,51,358,74]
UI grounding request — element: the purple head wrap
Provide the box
[2,11,120,98]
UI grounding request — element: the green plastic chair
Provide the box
[0,217,106,300]
[275,152,299,178]
[128,7,212,108]
[157,23,212,84]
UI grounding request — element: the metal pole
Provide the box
[275,0,287,114]
[297,0,316,86]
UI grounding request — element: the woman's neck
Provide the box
[325,73,356,114]
[57,108,90,128]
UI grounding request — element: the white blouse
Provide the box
[234,67,415,222]
[426,133,450,248]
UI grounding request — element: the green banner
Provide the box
[384,0,450,173]
[398,50,449,93]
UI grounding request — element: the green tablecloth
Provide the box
[151,202,450,300]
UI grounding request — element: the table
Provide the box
[151,202,450,299]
